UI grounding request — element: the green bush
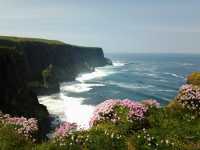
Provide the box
[37,127,127,150]
[0,124,33,150]
[187,72,200,86]
[128,107,200,150]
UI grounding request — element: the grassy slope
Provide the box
[0,36,65,45]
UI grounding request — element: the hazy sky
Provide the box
[0,0,200,53]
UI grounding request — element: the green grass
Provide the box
[0,124,33,150]
[0,36,65,45]
[128,106,200,150]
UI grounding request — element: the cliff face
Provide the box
[0,36,111,95]
[0,47,49,139]
[0,36,111,138]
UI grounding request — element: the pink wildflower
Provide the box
[0,112,38,140]
[177,84,200,111]
[54,122,77,138]
[89,99,147,127]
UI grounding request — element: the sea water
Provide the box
[39,53,200,128]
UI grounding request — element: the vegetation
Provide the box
[1,97,200,149]
[42,64,53,88]
[0,36,65,45]
[187,72,200,86]
[0,73,200,149]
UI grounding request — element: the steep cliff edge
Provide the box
[0,47,50,139]
[0,36,111,138]
[0,36,112,94]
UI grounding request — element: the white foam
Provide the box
[108,81,154,90]
[38,95,67,121]
[38,93,95,129]
[113,61,126,67]
[181,63,194,66]
[60,93,94,128]
[76,68,112,82]
[38,65,115,129]
[60,82,104,93]
[164,72,184,78]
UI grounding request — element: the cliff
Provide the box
[0,36,111,138]
[0,36,112,94]
[0,47,49,139]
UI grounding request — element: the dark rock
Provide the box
[0,47,50,139]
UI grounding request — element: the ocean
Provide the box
[38,53,200,128]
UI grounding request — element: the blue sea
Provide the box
[39,53,200,128]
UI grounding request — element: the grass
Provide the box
[128,106,200,150]
[0,36,65,45]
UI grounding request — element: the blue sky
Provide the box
[0,0,200,53]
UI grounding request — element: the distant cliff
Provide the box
[0,36,111,138]
[0,36,112,94]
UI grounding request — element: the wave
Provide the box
[108,81,154,90]
[113,61,126,67]
[155,89,176,92]
[39,93,95,129]
[38,94,67,122]
[61,82,104,93]
[76,67,114,82]
[60,93,94,129]
[163,72,184,78]
[143,73,158,78]
[181,63,194,66]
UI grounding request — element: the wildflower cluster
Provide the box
[89,99,148,126]
[142,99,160,108]
[135,128,176,150]
[176,84,200,112]
[54,128,126,149]
[0,111,38,140]
[54,122,77,140]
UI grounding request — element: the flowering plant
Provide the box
[176,84,200,111]
[54,122,77,138]
[142,99,160,108]
[89,99,147,127]
[0,111,38,141]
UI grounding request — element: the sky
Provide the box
[0,0,200,53]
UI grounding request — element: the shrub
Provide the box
[51,127,127,150]
[187,72,200,86]
[176,84,200,113]
[0,124,33,150]
[142,99,160,108]
[0,112,38,141]
[89,99,147,127]
[54,122,77,139]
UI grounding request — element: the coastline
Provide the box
[38,65,115,129]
